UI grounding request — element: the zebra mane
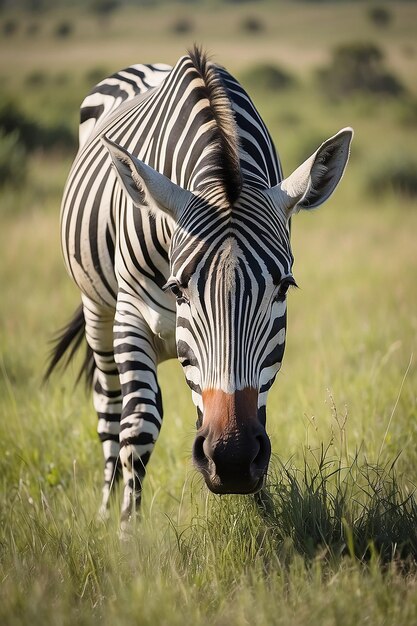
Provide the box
[188,45,242,205]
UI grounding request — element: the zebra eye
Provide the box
[275,276,298,302]
[163,281,189,304]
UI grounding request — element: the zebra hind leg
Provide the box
[113,303,163,524]
[82,296,122,518]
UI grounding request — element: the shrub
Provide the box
[368,6,393,28]
[0,130,27,188]
[25,0,45,10]
[25,70,47,87]
[240,62,295,92]
[54,20,73,38]
[368,153,417,199]
[0,95,76,153]
[240,16,265,34]
[170,17,193,34]
[0,96,38,150]
[39,122,76,152]
[3,19,18,36]
[318,42,405,99]
[91,0,120,17]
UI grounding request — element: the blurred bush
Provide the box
[0,95,76,153]
[367,6,393,28]
[2,19,18,36]
[170,17,193,34]
[90,0,120,17]
[0,96,40,150]
[367,153,417,199]
[25,70,48,87]
[0,130,27,188]
[24,71,71,87]
[240,62,296,92]
[317,42,405,100]
[54,20,74,38]
[240,16,265,34]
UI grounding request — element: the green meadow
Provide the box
[1,2,417,624]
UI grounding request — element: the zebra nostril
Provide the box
[193,433,208,468]
[251,431,271,476]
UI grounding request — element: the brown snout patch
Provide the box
[201,387,258,435]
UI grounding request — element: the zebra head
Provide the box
[103,127,352,495]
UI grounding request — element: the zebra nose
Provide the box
[192,424,271,494]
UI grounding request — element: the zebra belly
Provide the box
[61,175,119,309]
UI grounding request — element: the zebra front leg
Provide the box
[82,296,122,517]
[113,304,163,523]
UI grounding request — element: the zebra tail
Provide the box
[44,304,95,388]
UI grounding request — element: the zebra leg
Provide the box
[82,296,122,517]
[113,302,163,523]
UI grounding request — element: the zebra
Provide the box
[47,47,352,521]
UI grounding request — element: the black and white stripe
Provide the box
[52,47,352,518]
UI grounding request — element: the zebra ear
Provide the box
[268,128,353,216]
[101,135,193,220]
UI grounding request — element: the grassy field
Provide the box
[1,2,417,624]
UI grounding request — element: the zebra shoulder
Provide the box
[78,63,172,149]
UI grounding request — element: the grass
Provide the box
[1,1,417,624]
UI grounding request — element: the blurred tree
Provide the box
[170,17,194,35]
[368,6,393,28]
[91,0,120,17]
[54,20,74,38]
[240,62,295,92]
[240,16,265,34]
[3,18,18,36]
[317,42,405,99]
[25,70,47,87]
[0,130,27,188]
[25,0,45,12]
[0,95,76,153]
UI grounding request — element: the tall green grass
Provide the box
[2,400,417,626]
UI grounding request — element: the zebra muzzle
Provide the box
[192,388,271,495]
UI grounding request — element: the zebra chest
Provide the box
[114,207,177,354]
[119,275,176,354]
[150,308,176,340]
[146,307,177,361]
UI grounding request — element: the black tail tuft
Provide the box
[44,304,95,388]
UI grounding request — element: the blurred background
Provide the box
[1,0,416,196]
